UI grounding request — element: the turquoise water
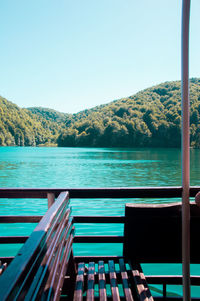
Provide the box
[0,147,200,297]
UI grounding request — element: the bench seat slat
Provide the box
[139,272,154,301]
[87,262,95,301]
[132,270,149,301]
[119,259,134,301]
[74,263,85,301]
[108,260,120,301]
[98,261,107,301]
[78,259,153,301]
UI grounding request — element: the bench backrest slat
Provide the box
[0,191,71,300]
[24,216,73,300]
[30,219,73,300]
[51,230,74,301]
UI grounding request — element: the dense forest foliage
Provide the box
[27,107,69,123]
[0,98,66,146]
[1,79,200,147]
[58,79,200,148]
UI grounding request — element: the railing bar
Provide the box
[0,216,42,223]
[4,214,200,224]
[0,186,200,198]
[0,186,183,198]
[0,236,29,243]
[74,235,124,243]
[73,216,125,223]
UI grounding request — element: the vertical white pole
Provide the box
[181,0,191,300]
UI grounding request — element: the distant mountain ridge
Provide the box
[1,78,200,147]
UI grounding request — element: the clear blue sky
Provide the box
[0,0,199,113]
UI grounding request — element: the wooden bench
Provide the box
[0,193,154,301]
[0,191,75,301]
[73,259,153,301]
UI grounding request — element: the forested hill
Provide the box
[27,107,69,123]
[0,97,66,146]
[58,78,200,148]
[1,78,200,147]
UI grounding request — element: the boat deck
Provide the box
[0,187,200,300]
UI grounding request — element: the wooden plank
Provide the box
[22,214,72,300]
[0,236,28,243]
[41,220,74,300]
[47,192,55,208]
[0,216,42,223]
[132,270,149,301]
[53,232,74,301]
[98,261,107,301]
[0,188,62,198]
[32,191,69,233]
[22,211,72,300]
[1,186,200,199]
[87,262,95,301]
[73,216,125,223]
[0,191,69,301]
[73,263,85,301]
[108,260,120,301]
[41,229,74,301]
[119,259,133,301]
[26,223,74,301]
[60,250,76,298]
[139,272,154,301]
[0,186,186,199]
[27,206,72,296]
[74,236,124,243]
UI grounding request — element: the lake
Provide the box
[0,147,200,297]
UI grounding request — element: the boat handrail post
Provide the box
[47,192,55,208]
[181,0,191,300]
